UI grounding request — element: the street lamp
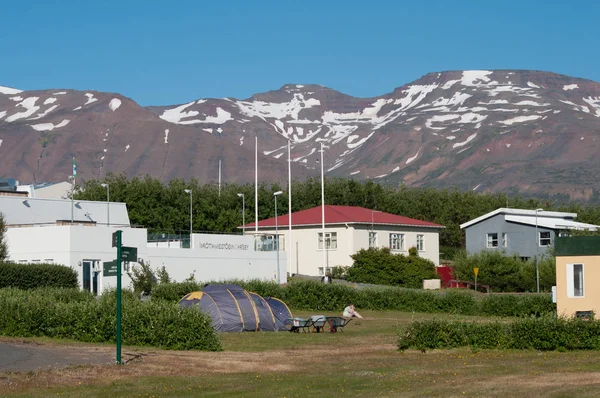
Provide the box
[237,193,245,235]
[535,208,544,293]
[101,183,110,226]
[274,191,283,283]
[184,189,193,248]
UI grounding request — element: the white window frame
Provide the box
[369,231,377,248]
[502,232,508,248]
[318,232,337,250]
[566,263,584,298]
[539,231,551,247]
[486,233,499,248]
[389,233,405,251]
[416,234,424,251]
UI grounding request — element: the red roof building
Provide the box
[244,205,444,229]
[243,205,444,277]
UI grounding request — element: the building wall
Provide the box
[353,225,440,266]
[6,226,286,294]
[556,255,600,317]
[256,224,441,276]
[465,215,554,259]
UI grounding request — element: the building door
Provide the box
[82,260,99,295]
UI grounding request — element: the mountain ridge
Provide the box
[1,70,599,199]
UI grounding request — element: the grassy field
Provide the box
[2,310,600,397]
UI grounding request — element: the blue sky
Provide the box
[1,0,598,106]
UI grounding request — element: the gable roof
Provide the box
[243,205,444,229]
[459,208,598,230]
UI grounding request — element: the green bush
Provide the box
[0,287,221,351]
[346,247,437,288]
[0,263,78,289]
[398,316,600,352]
[452,250,556,292]
[152,281,202,301]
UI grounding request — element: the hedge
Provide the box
[151,279,555,317]
[0,288,221,351]
[0,262,78,289]
[398,317,600,351]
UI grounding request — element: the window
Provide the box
[486,233,499,248]
[389,233,405,251]
[369,232,377,248]
[539,231,551,247]
[416,234,424,251]
[318,232,337,250]
[502,233,508,248]
[318,267,332,276]
[567,263,584,298]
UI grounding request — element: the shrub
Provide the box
[0,213,7,262]
[152,281,202,302]
[398,316,600,352]
[452,250,556,292]
[0,287,221,351]
[346,247,437,288]
[0,263,78,289]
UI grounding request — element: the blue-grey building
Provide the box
[460,208,599,260]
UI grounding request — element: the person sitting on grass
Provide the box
[343,303,363,319]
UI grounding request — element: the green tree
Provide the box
[346,247,437,288]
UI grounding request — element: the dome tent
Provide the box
[179,284,292,332]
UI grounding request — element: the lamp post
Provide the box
[274,190,283,283]
[184,189,193,248]
[535,208,544,293]
[101,183,110,226]
[237,193,245,235]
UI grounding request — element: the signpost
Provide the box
[103,261,117,277]
[474,267,479,293]
[112,231,123,365]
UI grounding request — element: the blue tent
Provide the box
[179,284,291,332]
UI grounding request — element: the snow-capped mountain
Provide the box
[2,70,600,198]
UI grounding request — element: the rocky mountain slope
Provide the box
[1,70,600,198]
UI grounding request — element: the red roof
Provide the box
[242,205,444,229]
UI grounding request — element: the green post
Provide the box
[474,275,477,293]
[116,230,122,365]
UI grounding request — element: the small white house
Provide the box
[243,205,444,276]
[0,196,286,294]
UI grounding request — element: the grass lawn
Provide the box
[2,310,600,397]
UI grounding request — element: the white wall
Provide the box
[6,226,286,294]
[257,223,441,276]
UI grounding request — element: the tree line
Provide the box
[74,173,600,249]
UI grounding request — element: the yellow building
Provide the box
[555,236,600,318]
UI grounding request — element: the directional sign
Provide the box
[112,232,119,248]
[103,261,118,276]
[121,246,138,262]
[474,267,479,277]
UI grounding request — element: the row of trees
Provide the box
[0,213,7,262]
[75,173,600,249]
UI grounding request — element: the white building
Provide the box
[244,205,444,276]
[0,196,286,294]
[16,181,73,199]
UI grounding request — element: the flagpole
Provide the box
[288,139,292,276]
[71,157,76,224]
[320,143,326,272]
[255,136,258,235]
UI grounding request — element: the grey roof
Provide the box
[460,207,598,230]
[0,196,130,227]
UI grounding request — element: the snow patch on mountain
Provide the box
[461,70,493,86]
[0,86,22,95]
[563,84,578,91]
[84,93,98,105]
[160,103,232,125]
[30,119,70,131]
[5,97,40,122]
[235,93,320,120]
[499,115,541,125]
[164,129,169,144]
[406,147,421,164]
[109,98,122,111]
[453,133,477,148]
[43,97,57,105]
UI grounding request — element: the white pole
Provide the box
[107,184,110,227]
[320,143,326,271]
[255,137,258,235]
[288,139,292,276]
[218,159,222,198]
[275,195,279,283]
